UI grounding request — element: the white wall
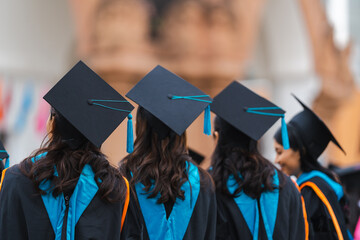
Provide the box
[0,0,75,164]
[250,0,321,162]
[0,0,75,79]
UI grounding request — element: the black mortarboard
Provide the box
[0,141,9,168]
[126,65,212,136]
[288,94,345,160]
[188,148,205,165]
[211,81,289,147]
[44,61,134,151]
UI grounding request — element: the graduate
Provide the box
[120,65,217,240]
[335,164,360,233]
[0,140,9,178]
[210,81,307,240]
[274,95,351,240]
[0,61,135,240]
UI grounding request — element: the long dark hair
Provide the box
[120,107,209,204]
[274,124,339,182]
[211,116,280,199]
[20,108,126,202]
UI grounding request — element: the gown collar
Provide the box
[134,161,200,240]
[227,170,279,240]
[32,153,99,240]
[297,170,343,200]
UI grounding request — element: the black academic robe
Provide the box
[124,168,217,240]
[300,176,350,240]
[0,161,4,178]
[0,165,132,240]
[215,170,306,240]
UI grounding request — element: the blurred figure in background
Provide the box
[274,95,351,239]
[210,81,306,239]
[335,165,360,234]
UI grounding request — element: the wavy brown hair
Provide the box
[120,107,207,204]
[211,116,282,199]
[19,108,126,202]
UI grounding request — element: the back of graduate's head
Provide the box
[133,106,187,153]
[213,116,255,153]
[21,108,126,202]
[20,61,136,202]
[211,116,277,199]
[47,107,88,149]
[122,106,192,204]
[123,65,213,203]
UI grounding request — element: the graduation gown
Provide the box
[215,169,306,240]
[0,164,132,240]
[124,161,217,240]
[297,171,351,240]
[0,161,4,178]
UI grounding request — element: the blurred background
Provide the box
[0,0,360,228]
[3,0,360,167]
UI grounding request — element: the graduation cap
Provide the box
[288,94,345,160]
[188,148,205,165]
[0,141,9,169]
[44,61,135,152]
[126,65,212,136]
[211,81,289,148]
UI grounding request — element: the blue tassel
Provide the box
[4,158,9,169]
[127,114,134,153]
[204,105,211,136]
[281,117,290,150]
